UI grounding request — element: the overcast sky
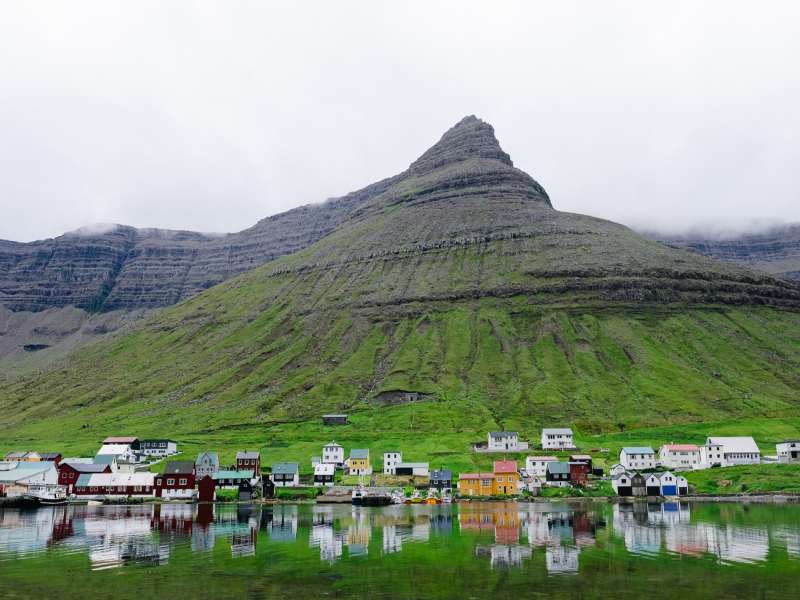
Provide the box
[1,2,799,242]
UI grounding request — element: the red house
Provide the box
[155,460,196,499]
[568,461,589,486]
[58,462,111,494]
[198,475,216,502]
[236,452,261,478]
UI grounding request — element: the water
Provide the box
[1,501,800,599]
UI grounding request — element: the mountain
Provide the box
[645,225,800,281]
[2,116,800,447]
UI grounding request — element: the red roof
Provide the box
[663,444,700,451]
[459,473,494,479]
[493,461,517,473]
[102,437,138,443]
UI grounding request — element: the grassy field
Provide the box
[684,463,800,494]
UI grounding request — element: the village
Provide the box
[2,421,797,505]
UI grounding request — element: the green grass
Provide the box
[684,463,800,494]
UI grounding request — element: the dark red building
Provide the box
[57,462,111,494]
[198,475,216,502]
[568,461,589,486]
[236,452,261,478]
[155,460,196,499]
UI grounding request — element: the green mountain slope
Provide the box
[3,116,800,447]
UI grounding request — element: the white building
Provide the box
[659,444,701,469]
[488,432,519,451]
[658,472,678,496]
[609,463,627,476]
[313,463,335,486]
[700,441,725,467]
[611,472,632,495]
[776,439,800,461]
[196,452,220,478]
[395,463,429,476]
[541,428,574,450]
[383,451,402,475]
[139,439,178,457]
[525,456,558,477]
[322,441,344,467]
[705,437,760,466]
[675,474,689,495]
[620,447,656,470]
[644,473,662,495]
[96,444,138,463]
[0,462,59,496]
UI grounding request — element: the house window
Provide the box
[156,479,162,486]
[179,478,187,485]
[508,476,514,482]
[167,479,174,485]
[62,473,66,479]
[70,473,74,479]
[497,476,503,482]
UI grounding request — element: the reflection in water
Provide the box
[0,499,795,585]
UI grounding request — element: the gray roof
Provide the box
[612,473,630,481]
[236,452,260,460]
[163,460,194,475]
[658,472,676,480]
[65,463,110,473]
[431,469,452,479]
[196,452,219,465]
[547,462,570,474]
[323,414,348,418]
[40,453,62,460]
[311,456,321,462]
[542,428,573,435]
[621,447,655,454]
[141,439,176,444]
[324,441,342,448]
[272,462,299,474]
[488,431,518,437]
[94,455,117,465]
[76,474,93,487]
[350,449,369,459]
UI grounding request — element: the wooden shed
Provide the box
[323,414,349,426]
[198,475,216,502]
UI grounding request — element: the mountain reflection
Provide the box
[0,501,787,574]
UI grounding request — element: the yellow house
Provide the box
[492,461,518,495]
[350,449,372,475]
[3,451,41,462]
[458,473,495,496]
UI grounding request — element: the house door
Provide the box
[505,443,508,449]
[503,486,507,494]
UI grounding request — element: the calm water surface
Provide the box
[1,501,799,599]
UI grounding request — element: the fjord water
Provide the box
[1,502,799,599]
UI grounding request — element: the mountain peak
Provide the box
[408,115,513,176]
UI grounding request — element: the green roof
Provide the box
[196,452,219,466]
[212,470,254,480]
[272,462,299,474]
[94,455,116,465]
[547,462,570,474]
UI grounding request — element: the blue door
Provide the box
[662,485,677,495]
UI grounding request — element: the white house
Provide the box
[541,428,574,450]
[644,473,662,495]
[776,439,800,461]
[611,472,632,495]
[659,444,701,469]
[525,456,559,477]
[313,463,335,486]
[196,452,220,478]
[700,441,725,467]
[658,472,678,496]
[96,444,138,464]
[322,441,344,467]
[272,462,300,487]
[620,447,656,470]
[139,439,178,457]
[488,432,519,451]
[705,437,760,466]
[675,474,689,495]
[383,451,402,475]
[609,464,627,476]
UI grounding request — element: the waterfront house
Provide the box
[0,462,58,497]
[630,473,647,496]
[238,480,255,501]
[525,456,559,477]
[322,441,344,467]
[196,452,220,478]
[493,461,518,495]
[541,428,574,450]
[198,475,216,502]
[568,462,589,486]
[3,451,41,462]
[611,473,632,496]
[609,463,626,476]
[569,454,592,469]
[458,473,494,496]
[545,462,571,487]
[272,462,300,487]
[349,449,371,475]
[212,469,254,489]
[488,432,519,451]
[430,468,453,492]
[700,441,725,467]
[39,453,62,466]
[659,472,678,495]
[262,478,275,499]
[140,439,178,457]
[155,460,196,499]
[659,444,701,469]
[323,414,348,426]
[776,439,800,461]
[676,474,689,495]
[383,451,402,474]
[58,461,112,494]
[620,447,656,470]
[705,437,760,466]
[645,473,662,496]
[73,472,156,499]
[314,463,335,486]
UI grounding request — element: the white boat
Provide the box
[390,490,405,504]
[21,484,68,505]
[441,490,452,504]
[352,484,366,505]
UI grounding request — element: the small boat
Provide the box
[424,490,439,504]
[352,484,366,506]
[441,490,452,504]
[21,484,68,506]
[409,490,422,504]
[391,490,404,504]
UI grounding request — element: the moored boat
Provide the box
[20,484,67,506]
[409,490,422,503]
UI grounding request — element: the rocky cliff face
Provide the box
[0,175,399,313]
[646,225,800,281]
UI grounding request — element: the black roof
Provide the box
[431,469,452,479]
[40,453,62,459]
[141,439,177,444]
